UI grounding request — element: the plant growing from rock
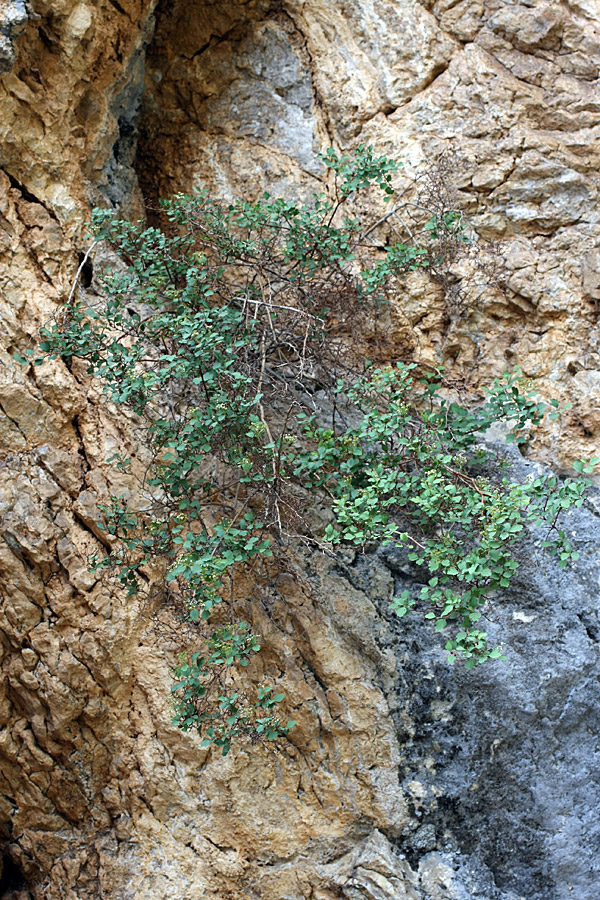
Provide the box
[24,146,597,752]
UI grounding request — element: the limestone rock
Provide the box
[1,1,600,898]
[0,0,28,73]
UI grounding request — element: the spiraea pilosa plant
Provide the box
[25,146,597,754]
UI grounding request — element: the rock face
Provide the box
[0,1,599,899]
[366,449,600,900]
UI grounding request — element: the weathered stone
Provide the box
[1,0,600,898]
[0,0,28,73]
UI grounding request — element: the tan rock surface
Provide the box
[0,0,599,898]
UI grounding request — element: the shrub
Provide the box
[25,146,597,752]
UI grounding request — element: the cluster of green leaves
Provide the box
[322,143,399,197]
[293,364,595,667]
[26,145,597,750]
[172,624,295,756]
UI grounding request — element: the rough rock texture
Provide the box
[362,448,600,900]
[0,1,27,73]
[1,1,600,898]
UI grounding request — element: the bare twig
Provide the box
[67,240,99,305]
